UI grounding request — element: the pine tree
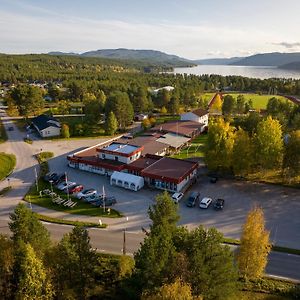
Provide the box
[105,111,118,135]
[237,207,271,279]
[9,203,51,256]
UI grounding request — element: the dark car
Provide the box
[214,198,225,210]
[8,126,14,131]
[186,192,200,207]
[52,173,67,185]
[91,196,117,207]
[210,176,218,183]
[67,184,84,194]
[43,172,57,182]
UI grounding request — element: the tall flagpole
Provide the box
[65,172,70,201]
[34,167,39,192]
[102,185,105,213]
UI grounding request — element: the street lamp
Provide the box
[123,216,129,255]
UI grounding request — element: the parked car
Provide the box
[171,192,184,204]
[57,181,77,191]
[67,184,84,194]
[90,196,117,207]
[214,198,225,210]
[186,192,200,207]
[76,189,97,199]
[8,126,14,131]
[199,197,213,209]
[210,176,218,183]
[43,172,57,182]
[52,173,67,185]
[82,194,100,202]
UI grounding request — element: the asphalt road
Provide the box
[0,111,299,281]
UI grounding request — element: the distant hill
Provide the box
[47,51,78,56]
[230,52,300,66]
[193,57,243,65]
[48,48,194,67]
[279,61,300,70]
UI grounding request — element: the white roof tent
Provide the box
[110,171,144,192]
[156,133,190,149]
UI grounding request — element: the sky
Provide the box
[1,0,300,59]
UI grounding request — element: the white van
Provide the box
[199,197,212,209]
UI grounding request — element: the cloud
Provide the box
[272,42,300,49]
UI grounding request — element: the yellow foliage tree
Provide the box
[142,278,202,300]
[209,93,222,114]
[237,207,271,279]
[142,118,151,130]
[161,106,168,114]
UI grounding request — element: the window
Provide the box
[102,154,105,159]
[115,156,118,161]
[112,179,116,184]
[130,183,135,189]
[117,180,123,185]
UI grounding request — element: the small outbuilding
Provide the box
[110,171,144,191]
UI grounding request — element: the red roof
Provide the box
[191,108,209,117]
[151,121,202,137]
[141,157,198,184]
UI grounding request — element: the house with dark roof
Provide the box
[31,114,61,138]
[180,108,209,131]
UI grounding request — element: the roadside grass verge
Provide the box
[0,152,16,180]
[0,186,12,196]
[223,237,300,256]
[245,170,300,189]
[171,134,208,159]
[34,213,107,228]
[25,178,122,218]
[0,119,7,143]
[36,151,54,163]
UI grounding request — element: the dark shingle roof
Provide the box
[191,108,209,117]
[32,114,61,130]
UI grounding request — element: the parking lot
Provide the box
[45,140,300,249]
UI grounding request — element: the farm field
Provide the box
[223,93,287,110]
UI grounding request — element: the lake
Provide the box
[173,65,300,80]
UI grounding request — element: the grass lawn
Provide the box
[246,169,300,189]
[25,178,122,218]
[0,153,16,180]
[171,134,208,159]
[0,119,7,143]
[155,114,180,124]
[236,291,292,300]
[200,92,216,103]
[224,93,287,110]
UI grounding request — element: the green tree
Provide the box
[61,123,70,138]
[168,97,180,115]
[282,130,300,180]
[237,207,271,279]
[134,192,179,290]
[132,87,149,113]
[0,234,14,299]
[84,92,106,125]
[255,116,283,169]
[57,100,70,115]
[105,111,118,135]
[106,91,134,129]
[236,94,246,114]
[291,112,300,129]
[205,117,235,171]
[142,118,151,130]
[16,243,53,300]
[10,85,44,117]
[181,226,238,300]
[9,203,51,256]
[142,278,198,300]
[232,128,254,176]
[47,83,60,101]
[222,95,236,115]
[49,226,97,299]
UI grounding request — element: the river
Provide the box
[173,65,300,80]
